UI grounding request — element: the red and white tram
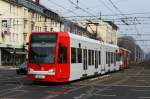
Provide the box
[27,32,119,82]
[116,47,130,70]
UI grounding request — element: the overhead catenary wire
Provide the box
[97,0,119,16]
[67,0,98,18]
[47,0,78,16]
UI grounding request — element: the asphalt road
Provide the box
[0,63,150,99]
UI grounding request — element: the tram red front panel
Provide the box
[55,32,70,82]
[27,32,70,82]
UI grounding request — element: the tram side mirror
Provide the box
[59,43,62,47]
[26,42,29,45]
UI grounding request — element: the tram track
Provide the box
[0,78,24,97]
[0,63,149,99]
[0,70,25,98]
[69,65,146,99]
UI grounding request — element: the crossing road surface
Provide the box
[0,62,150,99]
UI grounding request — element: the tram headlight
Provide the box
[48,69,55,75]
[28,68,34,74]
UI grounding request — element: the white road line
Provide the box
[113,85,150,88]
[94,94,116,97]
[139,97,150,99]
[105,88,113,91]
[0,76,26,81]
[136,80,146,82]
[0,80,23,97]
[130,89,149,92]
[73,94,86,99]
[89,74,110,81]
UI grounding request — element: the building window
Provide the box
[71,47,76,63]
[13,33,15,42]
[31,23,35,31]
[10,4,11,13]
[39,27,41,32]
[16,34,18,43]
[51,20,54,26]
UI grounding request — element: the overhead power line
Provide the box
[67,0,97,18]
[108,0,125,17]
[47,0,77,15]
[120,33,150,36]
[97,0,117,15]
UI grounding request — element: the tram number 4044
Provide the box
[35,74,45,79]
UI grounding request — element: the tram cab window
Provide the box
[58,44,67,64]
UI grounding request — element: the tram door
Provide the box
[83,49,87,71]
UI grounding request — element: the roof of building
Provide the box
[104,21,118,30]
[4,0,60,21]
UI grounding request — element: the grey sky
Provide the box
[41,0,150,53]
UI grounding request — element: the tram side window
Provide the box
[88,50,92,65]
[77,48,82,63]
[92,50,94,65]
[118,53,122,61]
[116,53,118,61]
[58,46,67,64]
[106,52,108,64]
[99,51,101,65]
[114,53,116,65]
[108,52,111,65]
[111,52,113,64]
[71,47,77,63]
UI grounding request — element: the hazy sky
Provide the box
[41,0,150,53]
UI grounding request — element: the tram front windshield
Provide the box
[29,34,57,64]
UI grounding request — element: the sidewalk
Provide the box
[0,65,18,70]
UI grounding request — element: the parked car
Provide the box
[16,62,27,75]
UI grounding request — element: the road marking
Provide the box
[113,85,150,88]
[139,97,150,99]
[0,76,26,81]
[130,89,149,92]
[0,79,23,97]
[94,94,116,97]
[105,88,113,91]
[74,93,86,99]
[15,90,26,92]
[136,80,146,82]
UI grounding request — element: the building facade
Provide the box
[0,0,61,66]
[0,0,93,66]
[79,20,118,45]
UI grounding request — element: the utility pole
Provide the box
[99,11,101,20]
[134,46,136,62]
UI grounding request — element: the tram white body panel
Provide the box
[69,33,118,81]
